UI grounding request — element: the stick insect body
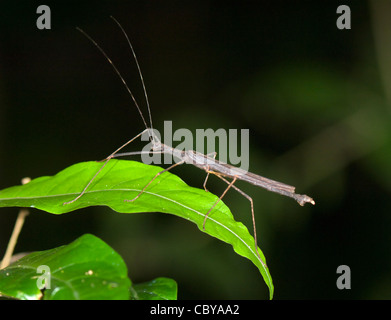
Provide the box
[65,17,315,268]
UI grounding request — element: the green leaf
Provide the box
[0,234,131,300]
[131,277,178,300]
[0,160,273,298]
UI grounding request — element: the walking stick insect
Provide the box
[64,17,315,267]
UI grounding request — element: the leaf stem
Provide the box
[0,178,31,269]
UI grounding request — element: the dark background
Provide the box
[1,1,390,299]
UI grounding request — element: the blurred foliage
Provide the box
[0,234,132,300]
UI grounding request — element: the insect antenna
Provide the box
[76,24,153,140]
[110,16,154,137]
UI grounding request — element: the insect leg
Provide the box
[125,160,185,202]
[63,129,147,205]
[202,151,217,192]
[213,174,267,268]
[202,176,237,230]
